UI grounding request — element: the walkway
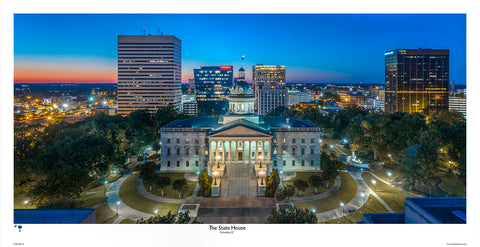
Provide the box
[366,171,424,197]
[106,172,153,223]
[315,170,370,222]
[136,178,188,204]
[289,175,342,203]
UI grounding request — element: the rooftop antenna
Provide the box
[241,54,245,67]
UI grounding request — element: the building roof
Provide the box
[14,209,94,224]
[160,116,320,131]
[406,197,466,224]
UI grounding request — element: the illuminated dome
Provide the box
[228,80,255,115]
[231,81,253,95]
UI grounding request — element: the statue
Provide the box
[351,151,356,162]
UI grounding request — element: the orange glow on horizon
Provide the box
[15,67,116,83]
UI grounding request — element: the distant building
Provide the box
[188,78,195,95]
[194,66,233,116]
[14,209,95,224]
[181,94,198,116]
[117,35,182,116]
[361,197,466,224]
[449,95,466,118]
[288,90,314,106]
[377,88,385,112]
[385,49,449,114]
[253,65,287,115]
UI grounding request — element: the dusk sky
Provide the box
[14,14,466,84]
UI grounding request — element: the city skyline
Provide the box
[14,14,466,84]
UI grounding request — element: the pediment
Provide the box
[210,125,271,138]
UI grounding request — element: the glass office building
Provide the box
[194,66,233,115]
[385,49,449,114]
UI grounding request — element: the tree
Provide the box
[267,207,317,223]
[137,211,177,224]
[172,179,188,198]
[265,169,280,197]
[293,179,308,197]
[320,152,341,188]
[284,185,295,202]
[308,175,323,194]
[152,142,161,154]
[155,176,171,196]
[198,169,212,197]
[176,211,191,224]
[28,134,115,206]
[274,187,287,201]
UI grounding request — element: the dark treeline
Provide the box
[14,104,188,206]
[266,105,466,191]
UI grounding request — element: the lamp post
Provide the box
[154,208,158,215]
[103,180,108,203]
[116,201,120,215]
[216,155,221,169]
[259,155,264,168]
[279,170,283,182]
[372,179,376,192]
[259,171,265,185]
[340,202,345,217]
[387,172,392,183]
[361,192,365,204]
[24,200,29,209]
[213,171,218,186]
[312,208,316,214]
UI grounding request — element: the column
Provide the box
[215,140,219,166]
[228,141,232,164]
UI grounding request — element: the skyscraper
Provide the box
[117,35,182,116]
[385,48,449,114]
[194,66,233,116]
[252,65,287,115]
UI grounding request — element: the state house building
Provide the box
[159,71,322,176]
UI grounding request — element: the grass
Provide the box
[120,219,136,224]
[370,167,406,183]
[283,172,328,197]
[362,172,411,213]
[143,173,197,199]
[438,175,466,197]
[321,195,389,224]
[119,173,182,216]
[294,172,357,213]
[79,184,118,224]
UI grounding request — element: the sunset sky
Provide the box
[14,14,466,84]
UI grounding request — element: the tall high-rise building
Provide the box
[252,65,287,115]
[194,66,233,116]
[385,48,449,114]
[449,95,466,118]
[117,35,182,116]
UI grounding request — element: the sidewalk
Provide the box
[366,171,424,197]
[315,171,370,222]
[289,175,341,203]
[106,172,153,223]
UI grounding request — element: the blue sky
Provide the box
[14,14,466,84]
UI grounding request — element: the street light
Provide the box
[213,171,219,186]
[154,208,158,214]
[312,208,316,214]
[24,200,29,209]
[387,171,392,183]
[361,192,365,204]
[103,180,108,202]
[340,202,345,217]
[330,144,334,148]
[388,154,392,158]
[116,201,120,215]
[372,179,376,192]
[196,171,200,176]
[343,138,347,144]
[259,171,265,185]
[259,155,264,168]
[279,170,283,182]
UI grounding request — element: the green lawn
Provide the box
[78,184,118,224]
[362,172,410,213]
[120,219,136,224]
[438,175,466,197]
[143,173,197,199]
[119,173,182,215]
[370,167,406,183]
[294,172,357,213]
[321,195,389,224]
[283,172,328,197]
[14,194,35,209]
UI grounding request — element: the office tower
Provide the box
[117,35,182,116]
[385,48,449,114]
[188,78,195,95]
[252,65,287,115]
[287,90,314,106]
[449,95,466,118]
[194,66,233,116]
